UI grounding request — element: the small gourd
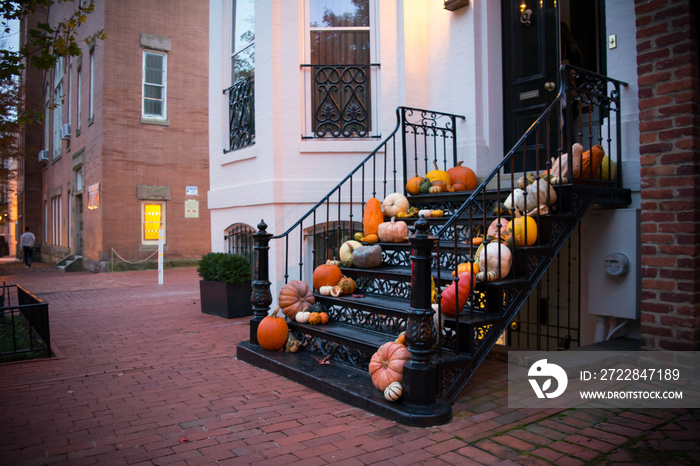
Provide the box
[337,276,357,295]
[428,185,443,194]
[406,177,426,196]
[360,234,379,244]
[419,209,433,218]
[384,382,403,402]
[307,312,322,325]
[295,311,311,323]
[319,312,329,324]
[319,285,334,296]
[431,210,444,217]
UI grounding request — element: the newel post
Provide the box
[403,217,439,407]
[250,219,273,344]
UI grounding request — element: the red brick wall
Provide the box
[636,0,700,350]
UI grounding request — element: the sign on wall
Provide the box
[186,186,198,196]
[87,183,100,210]
[185,199,199,218]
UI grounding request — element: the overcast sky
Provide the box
[1,18,20,52]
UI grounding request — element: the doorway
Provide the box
[501,0,605,169]
[73,194,83,255]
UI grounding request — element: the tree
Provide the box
[1,0,105,81]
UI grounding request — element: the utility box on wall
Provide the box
[582,208,641,319]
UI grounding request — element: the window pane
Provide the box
[232,44,254,82]
[233,0,255,54]
[311,30,369,65]
[144,84,163,99]
[144,204,162,241]
[145,68,163,85]
[144,99,162,116]
[145,53,163,70]
[310,0,369,28]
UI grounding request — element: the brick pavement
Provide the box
[1,260,698,465]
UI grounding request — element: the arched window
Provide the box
[224,223,255,266]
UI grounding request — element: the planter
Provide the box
[199,280,253,318]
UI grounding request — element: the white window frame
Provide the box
[302,0,380,138]
[51,195,62,245]
[76,60,82,133]
[44,84,50,151]
[52,57,64,157]
[67,57,72,131]
[142,51,168,120]
[141,201,166,246]
[89,49,94,122]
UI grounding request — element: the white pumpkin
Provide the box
[319,286,334,296]
[382,193,409,218]
[525,178,557,210]
[384,381,403,401]
[295,311,310,323]
[476,242,512,282]
[339,240,362,267]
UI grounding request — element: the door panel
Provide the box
[502,0,559,172]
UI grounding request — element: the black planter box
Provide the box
[199,280,253,318]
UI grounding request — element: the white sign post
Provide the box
[158,227,164,285]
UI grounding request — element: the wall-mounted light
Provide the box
[444,0,469,12]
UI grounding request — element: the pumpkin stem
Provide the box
[271,306,281,318]
[455,161,464,167]
[433,160,440,171]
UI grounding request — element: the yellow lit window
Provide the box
[143,203,163,242]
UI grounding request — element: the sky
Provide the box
[1,17,20,52]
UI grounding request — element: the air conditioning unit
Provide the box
[38,150,49,162]
[60,123,71,140]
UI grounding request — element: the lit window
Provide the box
[142,51,167,119]
[142,202,165,245]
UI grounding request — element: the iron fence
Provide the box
[1,283,51,361]
[224,75,255,152]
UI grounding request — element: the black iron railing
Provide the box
[1,283,51,361]
[224,75,255,152]
[430,65,628,401]
[302,64,381,138]
[225,223,256,268]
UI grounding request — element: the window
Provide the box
[225,223,255,266]
[44,84,50,151]
[76,60,82,133]
[142,201,165,245]
[67,58,72,131]
[53,58,63,157]
[305,0,376,138]
[89,49,94,123]
[51,195,62,245]
[226,0,255,151]
[142,51,167,120]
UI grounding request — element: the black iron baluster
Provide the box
[250,220,272,345]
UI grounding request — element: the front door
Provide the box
[501,0,560,172]
[73,194,83,255]
[502,0,606,171]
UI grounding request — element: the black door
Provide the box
[501,0,559,172]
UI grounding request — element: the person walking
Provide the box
[19,227,36,268]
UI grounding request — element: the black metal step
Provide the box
[236,340,452,427]
[288,320,393,355]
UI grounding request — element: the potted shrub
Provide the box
[197,252,253,318]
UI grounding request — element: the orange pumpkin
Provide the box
[406,177,425,195]
[363,198,384,235]
[257,307,289,351]
[337,276,357,295]
[278,280,315,319]
[580,145,605,180]
[319,312,329,324]
[368,342,410,391]
[452,261,479,277]
[312,261,342,290]
[447,162,477,190]
[307,312,322,325]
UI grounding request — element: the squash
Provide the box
[419,209,433,218]
[406,176,425,196]
[337,276,357,295]
[368,342,410,391]
[312,261,342,290]
[425,161,451,186]
[295,311,310,323]
[360,234,379,243]
[319,285,334,296]
[395,331,406,345]
[486,217,509,243]
[440,272,474,317]
[430,180,448,192]
[452,182,467,192]
[319,312,329,324]
[476,242,512,282]
[382,193,409,217]
[580,145,605,180]
[307,312,322,325]
[363,198,384,236]
[278,280,315,319]
[504,188,527,214]
[419,178,432,193]
[525,178,557,210]
[596,155,616,181]
[447,161,477,190]
[508,210,537,246]
[452,261,479,277]
[352,244,382,269]
[384,381,403,402]
[431,210,444,218]
[339,240,362,267]
[377,217,409,243]
[545,143,583,184]
[257,307,289,351]
[354,232,364,241]
[428,185,443,193]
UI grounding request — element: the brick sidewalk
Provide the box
[1,265,698,465]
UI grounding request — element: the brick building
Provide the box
[19,0,211,272]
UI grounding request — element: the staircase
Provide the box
[57,255,83,272]
[237,66,631,426]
